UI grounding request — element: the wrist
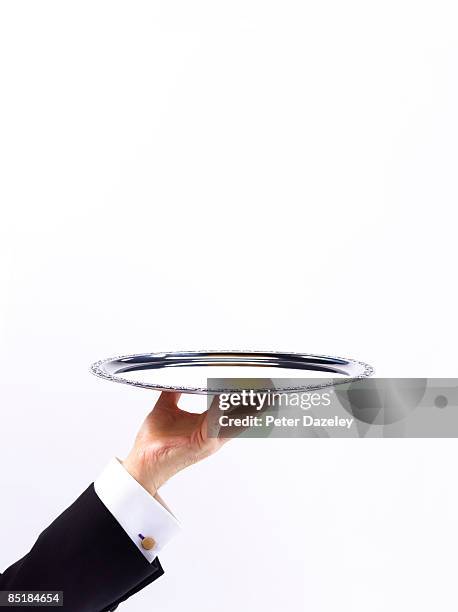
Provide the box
[122,452,161,498]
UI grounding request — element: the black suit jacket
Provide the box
[0,484,164,611]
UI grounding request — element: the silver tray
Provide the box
[90,351,374,394]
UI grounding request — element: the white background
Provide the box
[1,1,458,610]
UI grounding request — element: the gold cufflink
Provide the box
[140,536,156,551]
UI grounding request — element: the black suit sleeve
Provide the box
[0,484,164,611]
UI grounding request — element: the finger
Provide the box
[205,394,226,439]
[206,392,254,442]
[156,390,182,408]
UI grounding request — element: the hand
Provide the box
[123,392,227,497]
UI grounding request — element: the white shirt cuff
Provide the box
[94,458,181,562]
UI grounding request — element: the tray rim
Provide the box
[90,350,374,395]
